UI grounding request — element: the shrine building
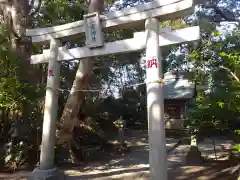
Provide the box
[163,71,196,129]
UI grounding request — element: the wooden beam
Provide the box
[30,26,199,64]
[26,0,194,43]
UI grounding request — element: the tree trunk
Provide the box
[0,0,36,84]
[58,0,104,145]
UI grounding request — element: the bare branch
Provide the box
[202,3,238,22]
[28,0,35,12]
[29,0,42,16]
[219,66,240,82]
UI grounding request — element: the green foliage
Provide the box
[233,144,240,152]
[233,130,240,152]
[235,130,240,135]
[161,19,189,30]
[186,20,240,139]
[37,0,87,27]
[0,50,24,110]
[0,46,44,168]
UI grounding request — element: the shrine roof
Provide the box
[163,72,195,99]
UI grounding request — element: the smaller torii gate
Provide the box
[26,0,200,179]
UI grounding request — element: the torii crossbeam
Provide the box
[30,26,200,64]
[26,0,195,43]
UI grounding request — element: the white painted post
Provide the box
[145,18,167,180]
[39,38,61,170]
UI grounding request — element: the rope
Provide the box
[45,76,189,92]
[147,79,164,84]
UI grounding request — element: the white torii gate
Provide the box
[27,0,200,179]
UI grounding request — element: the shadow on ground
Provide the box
[168,160,240,180]
[0,130,239,180]
[65,160,240,180]
[62,130,240,180]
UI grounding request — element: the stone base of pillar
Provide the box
[28,167,65,180]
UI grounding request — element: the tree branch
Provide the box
[202,4,238,22]
[219,66,240,82]
[28,0,42,16]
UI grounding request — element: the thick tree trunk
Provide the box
[58,0,104,145]
[0,0,35,84]
[58,58,93,144]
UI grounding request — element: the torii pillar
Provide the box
[28,39,64,179]
[145,18,167,180]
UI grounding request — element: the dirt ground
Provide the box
[0,130,239,180]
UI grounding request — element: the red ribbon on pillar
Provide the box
[147,57,158,68]
[47,70,54,77]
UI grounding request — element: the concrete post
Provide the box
[145,18,168,180]
[40,38,61,169]
[28,39,63,180]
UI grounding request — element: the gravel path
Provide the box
[0,130,237,180]
[63,131,236,180]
